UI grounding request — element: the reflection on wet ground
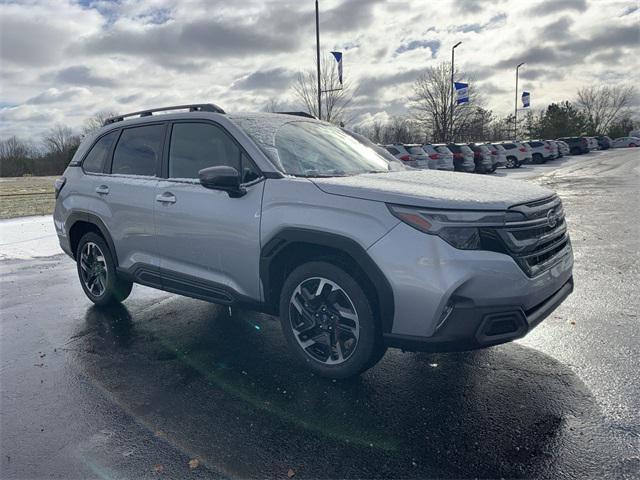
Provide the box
[72,297,615,479]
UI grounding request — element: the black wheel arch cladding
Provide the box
[260,228,395,333]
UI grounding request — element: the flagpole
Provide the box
[450,41,462,142]
[315,0,322,120]
[514,62,525,139]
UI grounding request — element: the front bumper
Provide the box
[384,277,573,352]
[367,222,574,349]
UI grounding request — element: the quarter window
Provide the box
[83,130,118,173]
[169,123,241,179]
[111,124,164,176]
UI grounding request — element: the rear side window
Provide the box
[407,146,425,154]
[386,147,400,155]
[82,130,118,174]
[503,144,515,150]
[111,124,164,176]
[169,123,241,178]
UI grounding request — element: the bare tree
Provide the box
[43,124,80,157]
[292,56,354,124]
[575,85,636,135]
[262,99,282,113]
[410,61,482,143]
[82,111,119,136]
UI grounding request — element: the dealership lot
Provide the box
[1,148,638,479]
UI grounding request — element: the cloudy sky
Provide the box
[1,0,638,139]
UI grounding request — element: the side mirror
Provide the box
[198,166,246,197]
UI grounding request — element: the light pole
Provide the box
[514,62,525,139]
[315,0,322,120]
[450,41,462,142]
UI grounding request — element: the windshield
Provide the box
[272,121,391,177]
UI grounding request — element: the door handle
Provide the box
[156,192,176,204]
[95,185,109,195]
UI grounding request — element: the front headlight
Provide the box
[387,204,524,250]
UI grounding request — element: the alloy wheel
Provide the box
[80,242,107,297]
[289,277,360,365]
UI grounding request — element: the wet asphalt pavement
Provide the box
[1,148,639,479]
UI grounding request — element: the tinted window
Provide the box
[503,144,516,149]
[83,130,118,173]
[386,147,400,155]
[111,125,164,176]
[169,123,242,179]
[407,146,425,154]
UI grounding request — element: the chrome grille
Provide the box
[499,195,571,277]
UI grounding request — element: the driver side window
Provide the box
[169,123,240,179]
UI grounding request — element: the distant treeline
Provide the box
[0,113,109,178]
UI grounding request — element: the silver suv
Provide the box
[54,105,574,379]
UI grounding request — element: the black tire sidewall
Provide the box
[76,232,131,306]
[279,261,379,379]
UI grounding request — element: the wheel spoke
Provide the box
[289,276,360,366]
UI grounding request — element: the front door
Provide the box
[154,121,264,302]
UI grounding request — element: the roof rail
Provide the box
[275,111,317,119]
[103,103,226,125]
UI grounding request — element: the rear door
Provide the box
[103,123,165,283]
[154,120,265,301]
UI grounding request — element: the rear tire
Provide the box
[532,153,544,164]
[505,156,516,168]
[76,232,132,306]
[279,261,382,379]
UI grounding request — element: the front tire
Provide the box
[76,232,132,306]
[279,261,383,379]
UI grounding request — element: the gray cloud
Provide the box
[0,15,68,66]
[540,16,574,41]
[395,40,441,56]
[496,23,637,70]
[26,88,85,105]
[529,0,587,15]
[78,17,298,66]
[233,68,296,91]
[51,66,117,88]
[356,68,424,101]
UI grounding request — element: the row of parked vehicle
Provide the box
[384,135,639,173]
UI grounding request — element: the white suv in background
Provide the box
[385,144,428,169]
[422,144,454,171]
[500,142,529,168]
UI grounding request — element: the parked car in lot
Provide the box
[446,143,476,172]
[612,136,640,148]
[526,141,551,164]
[53,104,574,378]
[489,143,508,168]
[432,145,455,171]
[596,136,613,150]
[558,137,590,155]
[546,140,559,159]
[422,144,454,171]
[384,144,425,168]
[555,140,570,157]
[499,141,528,168]
[586,137,599,151]
[468,143,495,173]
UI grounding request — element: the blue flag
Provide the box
[522,91,530,108]
[331,51,343,84]
[455,82,469,104]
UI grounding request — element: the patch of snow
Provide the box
[0,215,62,260]
[311,169,554,210]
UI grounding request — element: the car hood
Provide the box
[310,170,554,210]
